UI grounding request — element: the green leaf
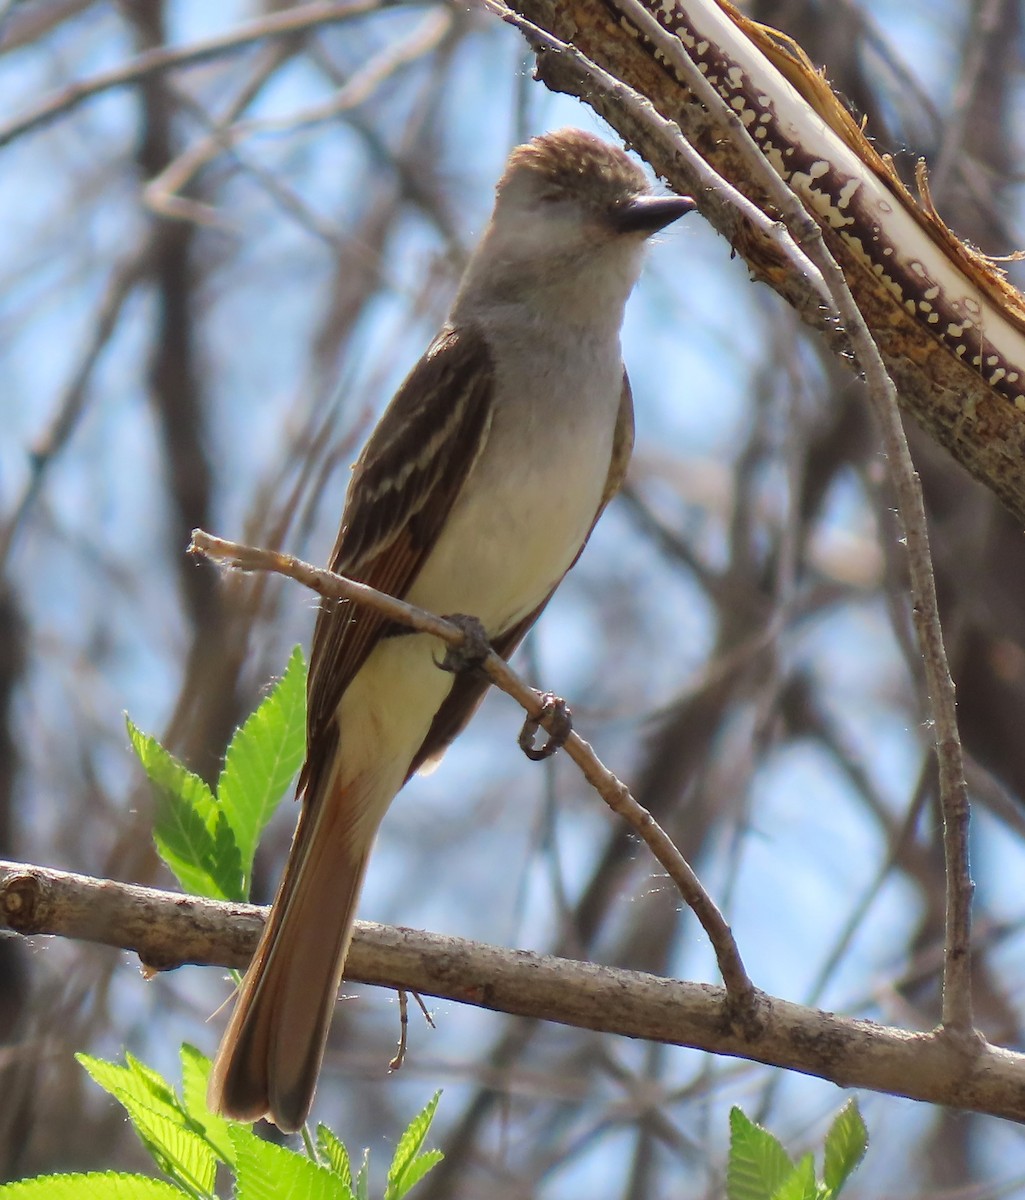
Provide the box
[78,1052,176,1115]
[77,1053,216,1197]
[130,1110,217,1198]
[216,646,307,892]
[316,1124,353,1186]
[178,1045,237,1166]
[231,1127,343,1200]
[770,1153,819,1200]
[126,717,228,900]
[385,1091,443,1200]
[0,1173,188,1198]
[354,1149,370,1200]
[389,1151,443,1198]
[207,807,245,903]
[822,1100,868,1194]
[727,1108,796,1200]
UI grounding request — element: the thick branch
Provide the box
[1,860,1021,1122]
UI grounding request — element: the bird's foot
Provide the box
[518,692,573,761]
[438,613,492,673]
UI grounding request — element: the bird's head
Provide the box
[497,127,694,242]
[457,128,695,318]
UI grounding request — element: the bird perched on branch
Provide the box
[209,127,695,1131]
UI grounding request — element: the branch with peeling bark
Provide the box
[610,0,974,1036]
[2,859,1024,1123]
[505,0,1025,526]
[0,0,1002,1135]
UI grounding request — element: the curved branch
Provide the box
[188,528,754,1005]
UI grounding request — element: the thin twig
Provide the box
[390,989,409,1070]
[188,528,755,1007]
[389,988,435,1070]
[143,10,454,235]
[0,240,154,569]
[609,0,974,1034]
[510,0,972,1035]
[0,0,384,148]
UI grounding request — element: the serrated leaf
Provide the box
[125,1052,181,1101]
[78,1053,176,1115]
[207,808,245,902]
[355,1148,370,1200]
[178,1045,236,1166]
[127,717,226,900]
[316,1124,353,1186]
[0,1173,188,1198]
[727,1108,796,1200]
[770,1153,819,1200]
[231,1127,342,1200]
[77,1053,215,1196]
[131,1109,217,1196]
[823,1100,868,1193]
[217,647,307,890]
[386,1091,442,1200]
[389,1151,443,1198]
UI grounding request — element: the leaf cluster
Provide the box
[126,646,307,903]
[0,1048,443,1200]
[727,1102,868,1200]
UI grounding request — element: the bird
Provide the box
[208,126,695,1131]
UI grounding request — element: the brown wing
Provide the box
[594,369,635,523]
[406,370,635,778]
[299,325,495,794]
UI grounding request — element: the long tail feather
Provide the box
[208,772,381,1132]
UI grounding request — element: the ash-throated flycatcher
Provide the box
[209,128,694,1130]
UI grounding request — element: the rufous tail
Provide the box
[208,775,379,1132]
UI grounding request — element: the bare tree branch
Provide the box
[1,859,1021,1122]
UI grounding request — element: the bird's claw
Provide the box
[518,693,572,761]
[438,614,492,673]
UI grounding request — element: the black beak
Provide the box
[611,193,697,235]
